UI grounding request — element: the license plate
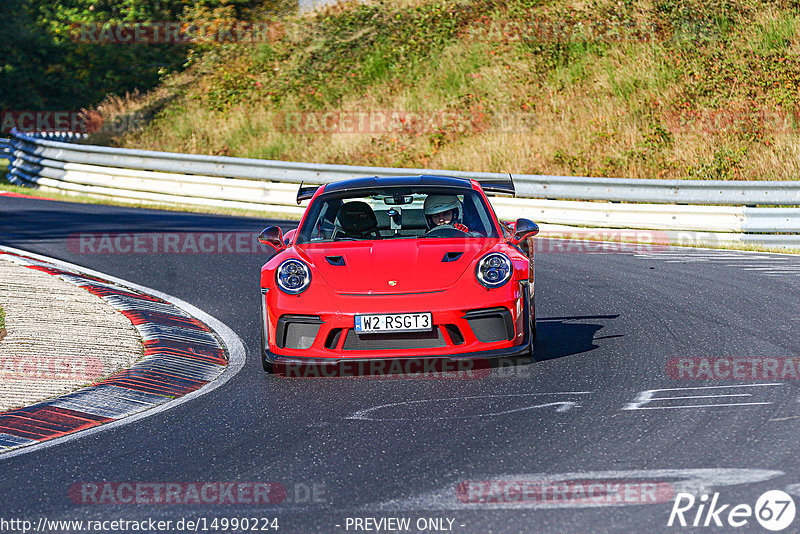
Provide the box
[354,312,432,334]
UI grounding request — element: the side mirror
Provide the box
[511,218,539,244]
[258,226,286,252]
[282,229,297,245]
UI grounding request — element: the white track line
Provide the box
[0,245,246,461]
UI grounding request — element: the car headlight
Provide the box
[276,259,311,294]
[476,253,512,289]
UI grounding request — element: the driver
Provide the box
[423,195,469,232]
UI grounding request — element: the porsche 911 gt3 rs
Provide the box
[258,175,539,373]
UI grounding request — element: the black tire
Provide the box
[261,343,274,373]
[527,294,537,362]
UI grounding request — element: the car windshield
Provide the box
[296,187,500,244]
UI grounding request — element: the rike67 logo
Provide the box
[668,490,796,531]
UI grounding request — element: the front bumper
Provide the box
[260,284,532,364]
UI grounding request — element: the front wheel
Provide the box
[261,335,274,373]
[527,294,537,362]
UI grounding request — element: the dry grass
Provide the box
[81,0,800,182]
[741,133,800,179]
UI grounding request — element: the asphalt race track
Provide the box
[2,194,800,533]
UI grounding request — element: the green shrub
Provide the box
[689,146,748,180]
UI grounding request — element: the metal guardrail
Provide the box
[0,138,11,162]
[9,130,800,206]
[6,129,800,249]
[3,132,86,163]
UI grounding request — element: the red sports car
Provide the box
[258,175,539,373]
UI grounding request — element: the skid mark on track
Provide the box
[345,392,592,421]
[634,250,800,278]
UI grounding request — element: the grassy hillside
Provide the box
[97,0,800,180]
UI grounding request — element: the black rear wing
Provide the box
[476,175,515,197]
[296,182,320,204]
[296,175,514,203]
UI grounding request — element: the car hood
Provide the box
[297,239,498,294]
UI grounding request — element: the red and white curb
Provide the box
[0,245,245,458]
[0,191,52,200]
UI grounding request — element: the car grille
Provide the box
[342,328,446,350]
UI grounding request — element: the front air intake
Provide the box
[276,315,323,349]
[342,329,446,350]
[463,307,514,343]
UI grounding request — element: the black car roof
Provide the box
[323,175,474,193]
[296,175,515,204]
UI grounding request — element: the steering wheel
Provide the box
[423,225,470,238]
